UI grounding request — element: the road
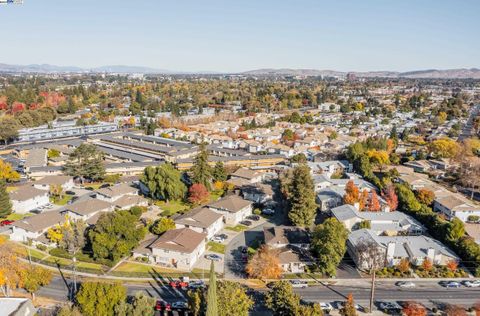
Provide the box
[38,276,480,310]
[458,103,479,141]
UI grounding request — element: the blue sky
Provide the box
[0,0,478,72]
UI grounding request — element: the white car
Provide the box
[396,281,415,288]
[463,280,480,288]
[319,302,333,312]
[211,236,225,243]
[289,280,308,288]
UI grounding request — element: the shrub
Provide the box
[253,208,262,215]
[36,244,47,251]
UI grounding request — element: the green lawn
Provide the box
[51,195,73,206]
[114,262,179,273]
[83,183,104,190]
[207,241,226,254]
[209,190,224,202]
[1,212,33,221]
[225,225,248,232]
[155,200,190,217]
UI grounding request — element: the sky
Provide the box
[0,0,479,72]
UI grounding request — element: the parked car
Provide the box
[289,280,308,288]
[396,281,415,288]
[239,246,248,254]
[319,302,333,313]
[169,280,189,288]
[155,300,171,311]
[205,254,222,261]
[172,301,188,310]
[211,236,225,243]
[247,215,260,221]
[0,220,14,226]
[463,280,480,288]
[332,301,364,312]
[440,281,461,288]
[377,301,402,313]
[262,208,275,215]
[188,281,206,289]
[215,233,228,240]
[240,220,253,226]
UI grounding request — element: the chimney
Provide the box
[427,247,435,262]
[386,242,396,265]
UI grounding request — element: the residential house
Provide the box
[347,229,458,270]
[207,195,253,225]
[0,298,36,316]
[9,186,50,214]
[10,211,65,245]
[316,186,345,212]
[433,194,480,222]
[95,183,138,203]
[241,183,274,204]
[331,204,424,235]
[132,228,206,270]
[174,207,223,239]
[229,168,264,184]
[114,195,149,210]
[263,226,310,249]
[33,175,74,192]
[61,198,113,223]
[277,246,314,273]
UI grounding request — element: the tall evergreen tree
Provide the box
[0,180,12,218]
[191,142,212,190]
[212,161,227,182]
[287,164,317,226]
[64,143,105,181]
[206,261,218,316]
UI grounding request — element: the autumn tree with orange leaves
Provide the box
[396,258,410,274]
[359,189,369,211]
[421,258,433,271]
[245,245,282,280]
[382,185,398,211]
[446,259,458,272]
[344,180,360,206]
[368,191,381,212]
[402,301,427,316]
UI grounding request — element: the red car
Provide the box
[155,300,171,311]
[169,280,189,288]
[0,220,14,226]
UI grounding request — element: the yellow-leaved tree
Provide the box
[0,159,20,182]
[245,245,282,280]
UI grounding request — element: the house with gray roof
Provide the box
[207,194,253,225]
[347,229,458,270]
[331,204,424,235]
[95,183,138,203]
[175,207,223,239]
[61,198,113,223]
[9,186,49,214]
[10,211,65,245]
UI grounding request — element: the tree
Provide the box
[366,150,390,167]
[140,164,187,201]
[217,281,254,316]
[396,184,421,213]
[128,292,156,316]
[187,289,205,316]
[150,217,175,235]
[0,236,26,297]
[245,245,282,279]
[402,301,427,316]
[287,164,317,226]
[344,180,360,206]
[416,189,435,206]
[340,294,357,316]
[60,219,86,297]
[22,265,52,300]
[212,161,227,182]
[446,218,465,243]
[428,138,460,158]
[88,211,145,262]
[0,117,19,144]
[265,281,302,316]
[76,282,127,316]
[358,220,371,229]
[421,258,433,271]
[47,220,70,244]
[0,180,12,218]
[206,261,218,316]
[56,304,83,316]
[368,191,381,212]
[446,259,458,272]
[191,142,212,190]
[311,218,348,276]
[64,143,105,181]
[445,304,467,316]
[355,239,385,312]
[188,183,210,205]
[0,159,20,182]
[397,258,410,274]
[359,189,369,211]
[49,184,64,202]
[382,185,398,211]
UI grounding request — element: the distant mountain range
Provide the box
[242,68,480,79]
[1,63,479,79]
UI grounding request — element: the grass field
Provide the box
[51,195,73,205]
[1,212,33,221]
[225,224,248,232]
[114,262,179,274]
[209,190,224,202]
[207,241,226,254]
[156,200,190,216]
